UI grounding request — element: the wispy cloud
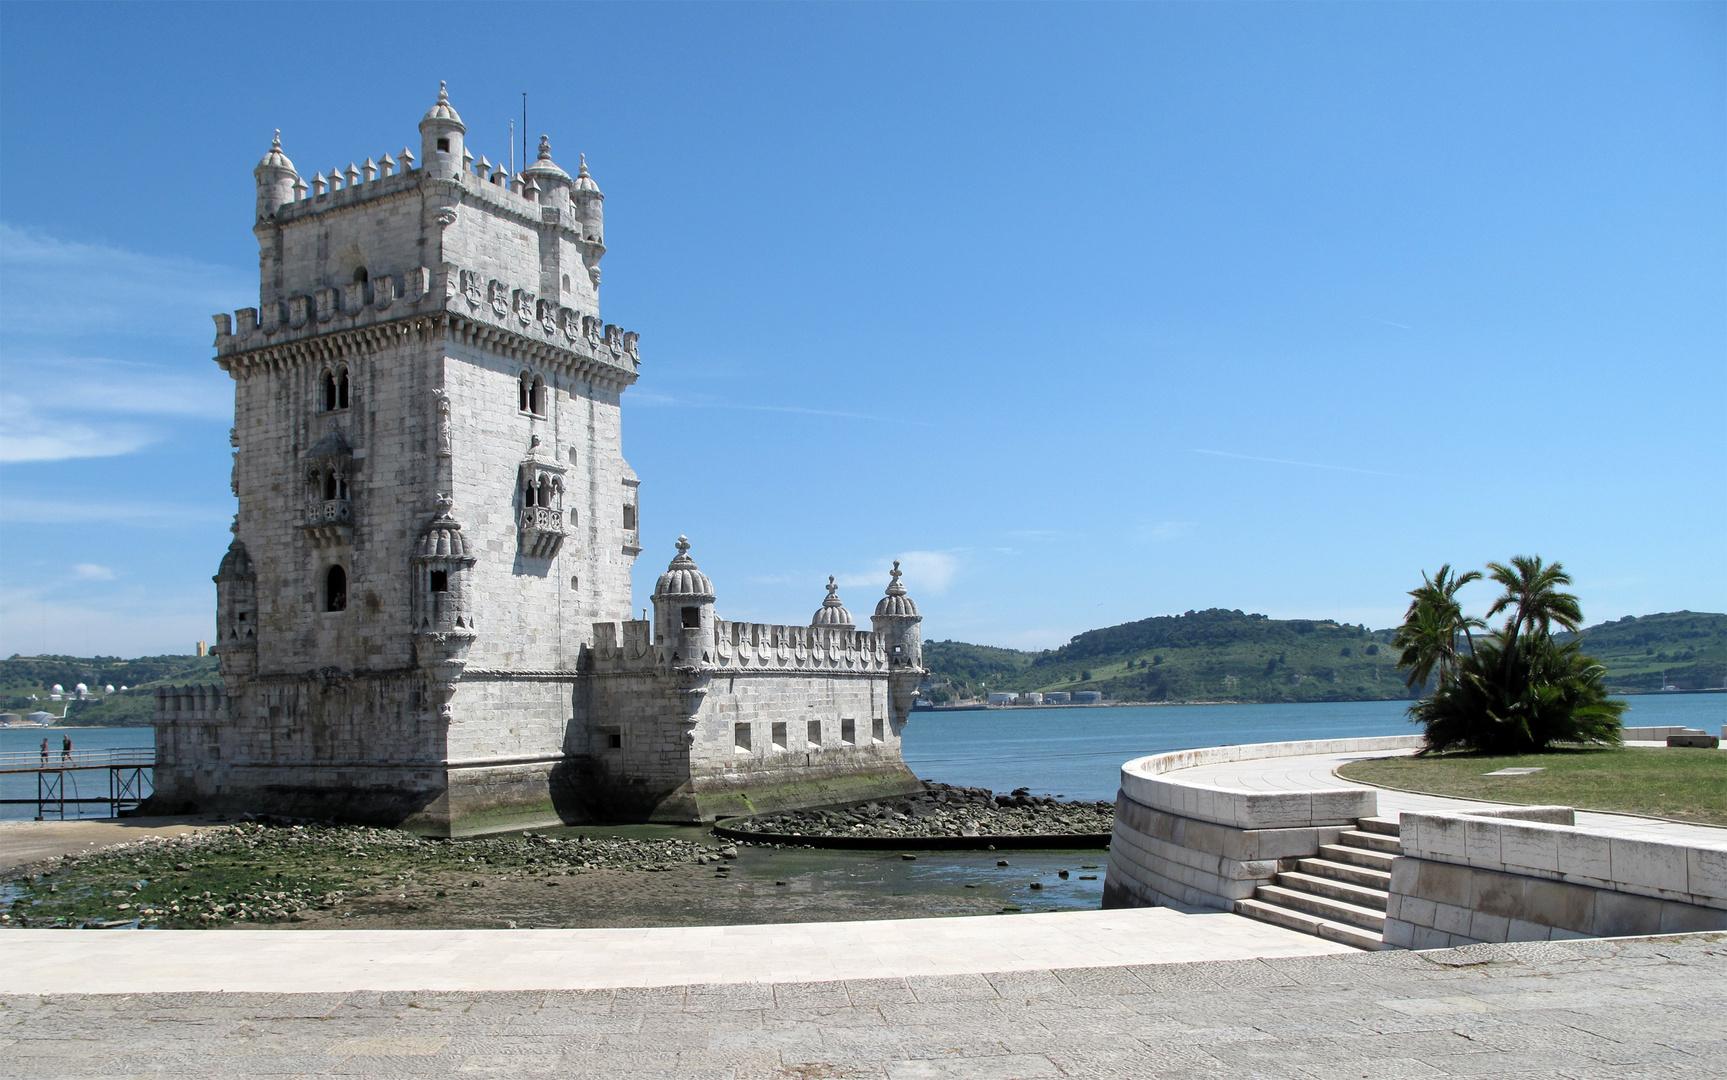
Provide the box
[631,390,922,426]
[73,564,116,581]
[837,550,961,594]
[1139,520,1196,542]
[1190,448,1393,478]
[0,497,232,527]
[0,224,242,462]
[1362,316,1413,330]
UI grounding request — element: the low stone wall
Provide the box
[1104,735,1424,911]
[1384,808,1727,948]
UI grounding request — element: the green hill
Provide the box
[1563,611,1727,692]
[1,653,222,727]
[924,608,1727,705]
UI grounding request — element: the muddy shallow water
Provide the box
[3,820,1108,931]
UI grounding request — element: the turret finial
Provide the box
[826,575,839,598]
[438,80,449,102]
[886,560,906,596]
[272,129,282,150]
[578,154,590,177]
[676,535,691,556]
[538,135,551,160]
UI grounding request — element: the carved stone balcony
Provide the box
[300,498,353,548]
[518,505,566,559]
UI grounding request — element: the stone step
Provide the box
[1254,884,1387,932]
[1296,856,1392,891]
[1233,897,1385,952]
[1273,870,1390,912]
[1357,816,1402,837]
[1318,843,1398,872]
[1336,828,1402,854]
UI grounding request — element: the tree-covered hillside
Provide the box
[924,609,1413,705]
[1,654,222,727]
[1565,611,1727,692]
[922,608,1727,705]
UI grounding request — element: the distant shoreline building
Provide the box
[150,86,926,834]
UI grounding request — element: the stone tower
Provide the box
[153,85,925,833]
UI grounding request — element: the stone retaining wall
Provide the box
[1103,735,1423,911]
[1384,807,1727,948]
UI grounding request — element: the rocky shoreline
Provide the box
[735,783,1117,841]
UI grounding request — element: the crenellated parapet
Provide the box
[589,618,891,676]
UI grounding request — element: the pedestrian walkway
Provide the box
[1171,746,1727,848]
[2,933,1721,1079]
[0,905,1352,995]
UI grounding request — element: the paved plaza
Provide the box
[2,933,1722,1078]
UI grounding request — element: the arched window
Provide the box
[321,370,338,411]
[336,366,349,410]
[538,476,553,508]
[530,375,546,416]
[523,478,537,507]
[519,371,532,413]
[325,566,347,612]
[322,470,337,500]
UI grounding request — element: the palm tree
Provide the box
[1485,556,1583,680]
[1393,564,1484,691]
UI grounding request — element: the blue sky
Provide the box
[1,2,1721,658]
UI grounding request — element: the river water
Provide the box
[1,694,1721,821]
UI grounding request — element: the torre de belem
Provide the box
[150,85,927,835]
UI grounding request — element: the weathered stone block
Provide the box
[1592,890,1663,937]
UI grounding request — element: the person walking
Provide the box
[61,734,72,762]
[40,738,49,766]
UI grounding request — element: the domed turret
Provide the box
[419,81,467,179]
[212,527,258,675]
[524,135,572,207]
[653,536,715,601]
[652,536,716,664]
[811,577,855,630]
[216,536,255,580]
[412,497,478,637]
[572,154,604,242]
[873,560,920,618]
[254,130,299,221]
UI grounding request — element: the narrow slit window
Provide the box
[623,503,638,530]
[772,722,787,750]
[336,367,349,409]
[872,718,884,743]
[734,723,751,752]
[840,718,855,745]
[806,719,821,747]
[321,371,337,411]
[530,375,546,415]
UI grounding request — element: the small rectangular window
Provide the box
[807,719,821,747]
[681,606,700,629]
[840,719,855,745]
[734,723,751,752]
[623,504,638,530]
[429,570,449,593]
[872,718,884,743]
[772,722,787,750]
[604,729,622,750]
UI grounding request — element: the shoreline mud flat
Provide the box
[0,794,1112,931]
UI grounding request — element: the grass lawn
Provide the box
[1336,747,1727,827]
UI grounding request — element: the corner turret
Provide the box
[870,561,924,731]
[573,154,604,244]
[652,536,716,669]
[524,135,573,209]
[253,131,298,224]
[418,81,466,180]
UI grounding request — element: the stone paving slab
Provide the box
[0,933,1720,1078]
[0,907,1349,994]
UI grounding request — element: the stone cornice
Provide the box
[219,312,639,394]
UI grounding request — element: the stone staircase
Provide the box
[1234,815,1400,950]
